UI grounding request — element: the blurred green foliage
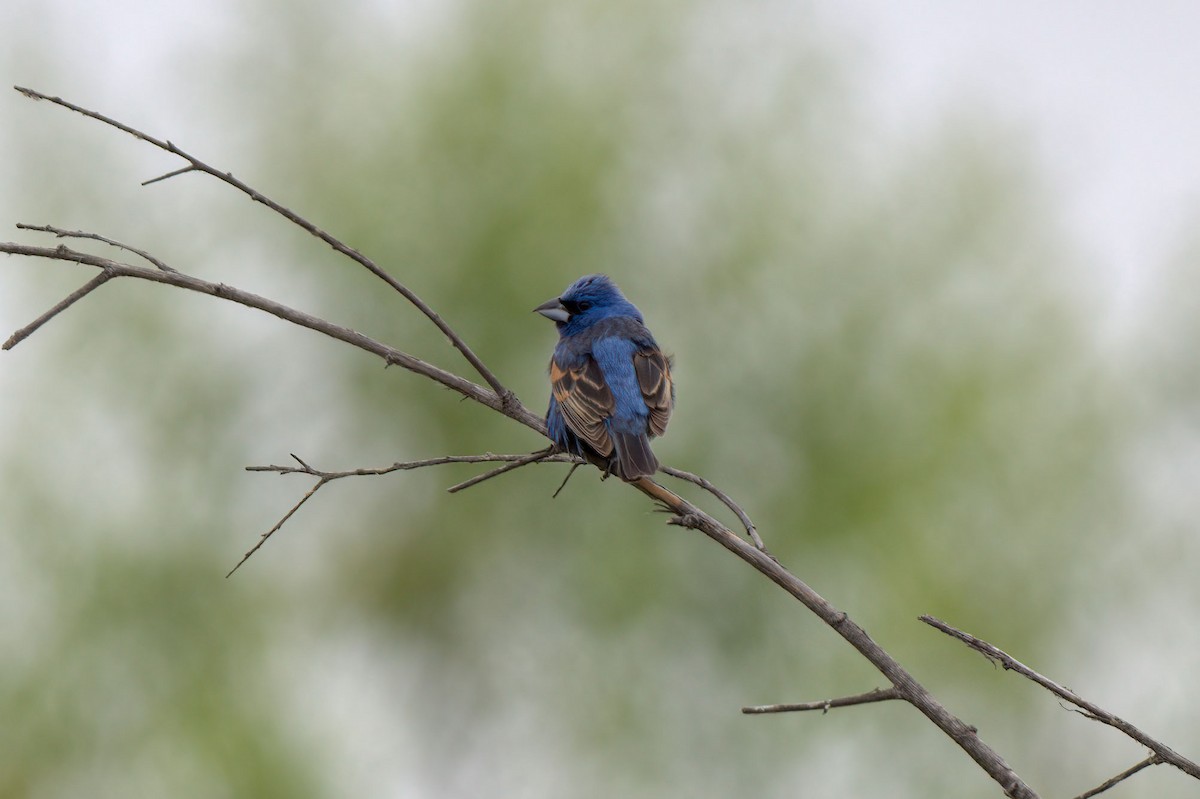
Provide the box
[3,1,1182,797]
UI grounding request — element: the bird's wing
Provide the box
[550,356,615,456]
[634,347,673,437]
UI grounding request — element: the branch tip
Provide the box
[743,687,900,715]
[923,616,1200,781]
[142,165,196,186]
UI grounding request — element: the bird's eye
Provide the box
[577,301,592,311]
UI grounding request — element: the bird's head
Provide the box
[533,274,642,334]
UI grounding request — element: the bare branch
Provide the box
[249,447,578,496]
[226,469,326,577]
[1071,755,1162,799]
[17,223,177,271]
[0,240,543,431]
[552,462,583,498]
[14,86,515,406]
[445,448,562,493]
[742,687,899,715]
[660,464,764,550]
[659,507,1037,798]
[4,268,113,350]
[921,615,1200,780]
[142,165,198,186]
[246,451,567,479]
[233,451,572,574]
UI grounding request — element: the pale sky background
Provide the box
[835,2,1200,335]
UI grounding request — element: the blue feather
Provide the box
[536,275,673,480]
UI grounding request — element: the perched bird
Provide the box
[534,274,674,480]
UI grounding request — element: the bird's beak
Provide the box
[533,297,570,323]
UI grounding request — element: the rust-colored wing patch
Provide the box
[550,357,615,456]
[634,349,673,437]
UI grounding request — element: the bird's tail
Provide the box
[611,432,659,480]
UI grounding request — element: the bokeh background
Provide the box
[3,1,1199,797]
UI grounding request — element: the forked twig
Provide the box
[922,615,1200,781]
[231,451,567,576]
[17,223,177,272]
[0,240,540,428]
[660,465,764,550]
[13,86,515,408]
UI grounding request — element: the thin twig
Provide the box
[3,269,113,350]
[13,86,514,407]
[445,448,560,493]
[226,473,327,577]
[1071,755,1161,799]
[17,223,177,271]
[921,615,1200,780]
[660,464,764,550]
[247,451,566,478]
[742,687,899,715]
[142,165,197,186]
[552,462,582,498]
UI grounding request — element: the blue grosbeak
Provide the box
[534,275,674,480]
